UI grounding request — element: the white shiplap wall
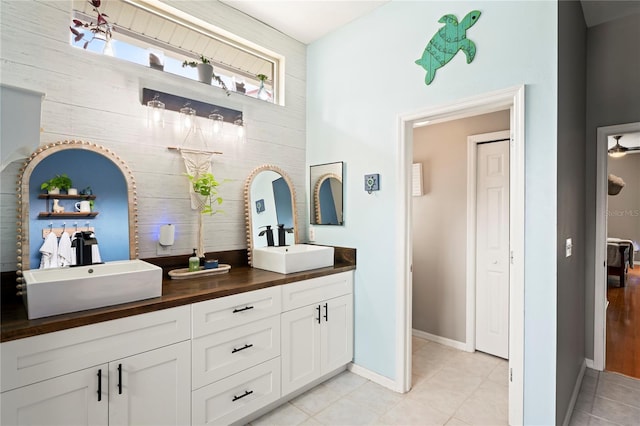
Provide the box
[0,0,307,272]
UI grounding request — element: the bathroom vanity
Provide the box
[0,251,355,426]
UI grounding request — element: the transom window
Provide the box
[71,0,282,104]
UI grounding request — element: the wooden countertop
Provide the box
[1,248,356,343]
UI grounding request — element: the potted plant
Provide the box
[182,56,230,95]
[186,172,224,215]
[69,0,112,50]
[41,174,73,195]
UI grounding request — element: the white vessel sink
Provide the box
[252,244,334,274]
[22,259,162,319]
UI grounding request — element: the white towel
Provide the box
[58,231,73,267]
[39,232,59,269]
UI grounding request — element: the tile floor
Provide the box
[570,367,640,426]
[250,337,509,425]
[250,336,640,425]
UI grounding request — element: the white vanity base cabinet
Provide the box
[281,273,354,396]
[1,363,109,426]
[192,357,281,426]
[0,306,191,426]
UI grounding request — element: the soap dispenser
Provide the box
[188,248,200,272]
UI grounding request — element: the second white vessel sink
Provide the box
[22,259,162,319]
[252,244,334,274]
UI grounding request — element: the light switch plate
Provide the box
[565,238,572,257]
[364,174,380,192]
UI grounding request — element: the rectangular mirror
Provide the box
[310,162,344,225]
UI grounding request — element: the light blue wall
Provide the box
[307,1,558,422]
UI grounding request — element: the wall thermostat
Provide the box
[364,174,380,194]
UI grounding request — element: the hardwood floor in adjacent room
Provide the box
[606,264,640,379]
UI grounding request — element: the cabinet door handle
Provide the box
[97,369,102,402]
[316,305,321,323]
[324,302,329,322]
[117,363,123,395]
[232,390,253,402]
[232,343,254,353]
[233,305,254,313]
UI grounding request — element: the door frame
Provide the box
[593,121,640,371]
[466,130,511,355]
[396,85,525,425]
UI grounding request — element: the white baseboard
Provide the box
[412,329,469,351]
[347,363,403,393]
[562,359,586,426]
[585,358,595,370]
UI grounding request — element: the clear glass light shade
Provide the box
[147,98,165,128]
[209,113,224,134]
[234,117,244,139]
[180,106,196,130]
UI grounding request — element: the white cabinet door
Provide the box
[109,341,191,426]
[1,364,108,426]
[281,304,322,395]
[321,294,353,373]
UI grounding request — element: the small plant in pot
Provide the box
[69,0,112,50]
[182,55,230,96]
[41,174,73,195]
[186,172,224,215]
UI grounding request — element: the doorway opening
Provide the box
[396,86,525,425]
[593,122,640,378]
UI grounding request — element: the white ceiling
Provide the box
[220,1,640,44]
[220,0,388,44]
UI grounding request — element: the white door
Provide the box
[321,294,354,372]
[109,341,191,426]
[1,365,109,426]
[475,140,510,359]
[281,304,322,395]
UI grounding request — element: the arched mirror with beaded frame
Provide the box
[314,173,343,225]
[15,141,139,291]
[244,164,299,266]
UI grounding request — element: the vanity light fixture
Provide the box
[608,135,628,158]
[180,103,196,131]
[141,88,243,134]
[146,93,165,128]
[209,111,224,134]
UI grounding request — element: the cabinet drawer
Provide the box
[192,286,281,337]
[1,305,191,392]
[192,315,280,389]
[192,357,280,426]
[281,272,353,312]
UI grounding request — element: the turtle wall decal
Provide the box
[415,10,481,85]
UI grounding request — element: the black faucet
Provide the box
[71,231,98,266]
[258,225,275,247]
[277,224,293,247]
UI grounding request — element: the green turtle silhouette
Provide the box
[415,10,481,85]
